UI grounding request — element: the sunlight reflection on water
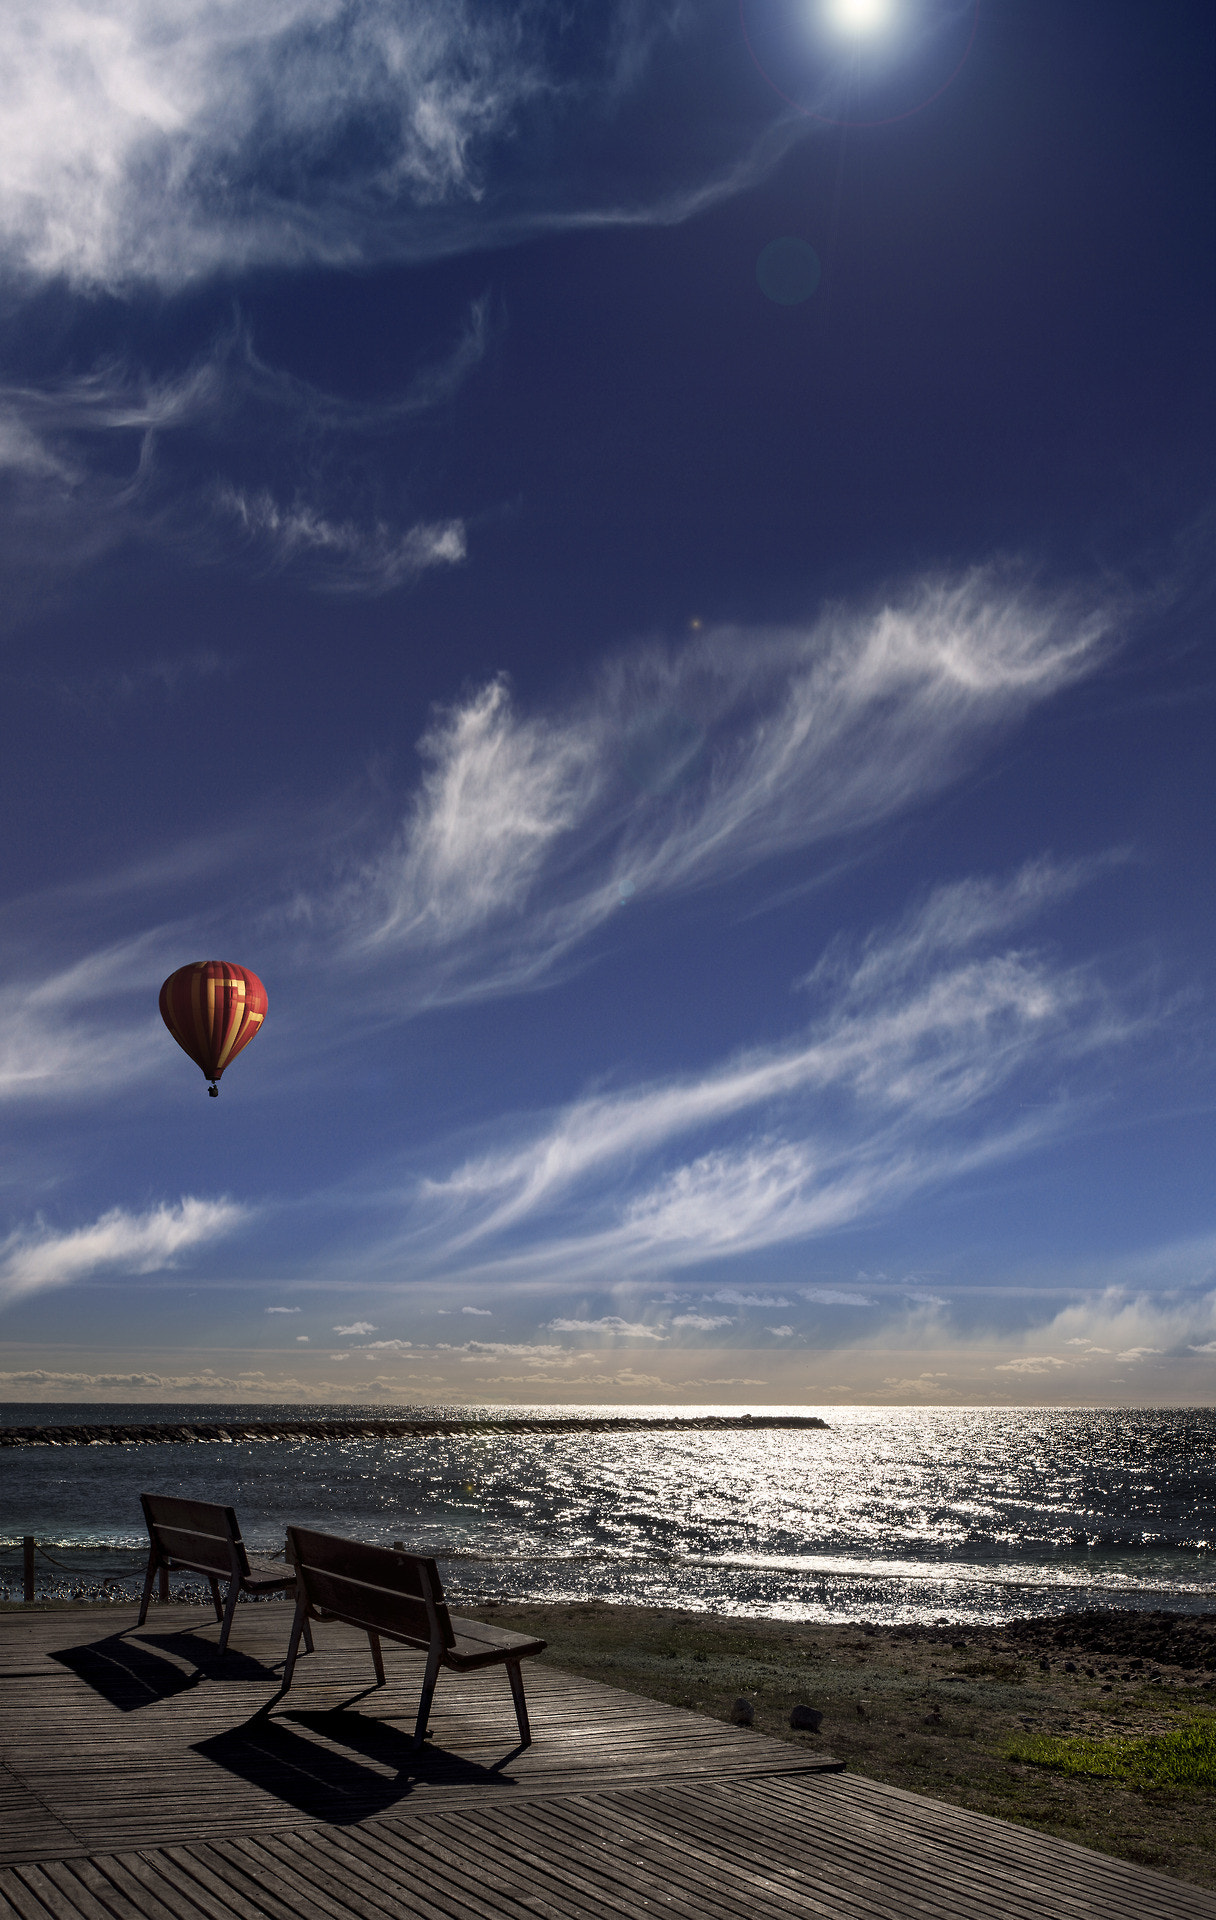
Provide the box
[3,1403,1214,1623]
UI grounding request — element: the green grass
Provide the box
[1008,1715,1216,1793]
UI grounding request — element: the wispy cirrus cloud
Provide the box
[0,933,174,1104]
[400,856,1141,1284]
[339,567,1115,1000]
[0,306,485,606]
[0,570,1123,1112]
[0,2,795,292]
[216,492,466,593]
[0,1197,246,1307]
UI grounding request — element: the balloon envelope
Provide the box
[159,961,268,1089]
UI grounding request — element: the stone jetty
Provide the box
[0,1413,829,1447]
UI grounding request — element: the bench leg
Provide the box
[367,1631,386,1686]
[281,1593,310,1693]
[302,1615,314,1655]
[506,1660,531,1747]
[159,1565,171,1604]
[137,1548,158,1627]
[208,1576,224,1622]
[217,1577,242,1656]
[413,1641,443,1748]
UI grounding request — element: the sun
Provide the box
[823,0,894,33]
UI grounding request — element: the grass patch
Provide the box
[1009,1715,1216,1792]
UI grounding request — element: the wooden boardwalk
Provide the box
[2,1605,1211,1918]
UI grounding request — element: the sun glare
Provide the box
[823,0,894,34]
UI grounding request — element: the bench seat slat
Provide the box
[447,1617,547,1671]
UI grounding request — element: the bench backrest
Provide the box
[286,1526,454,1652]
[140,1493,249,1580]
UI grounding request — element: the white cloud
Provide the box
[0,932,174,1104]
[332,1320,378,1336]
[768,1325,794,1337]
[546,1315,667,1340]
[450,1341,574,1362]
[994,1355,1072,1374]
[460,1305,492,1315]
[411,854,1135,1283]
[339,572,1113,1000]
[1006,1283,1216,1374]
[802,1288,875,1306]
[706,1289,791,1307]
[0,1196,246,1306]
[801,854,1123,1001]
[0,3,799,292]
[265,1305,300,1313]
[670,1312,734,1330]
[0,1,543,287]
[352,675,600,957]
[0,570,1122,1124]
[295,1335,309,1342]
[217,492,466,593]
[0,311,486,606]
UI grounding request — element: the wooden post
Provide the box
[159,1566,171,1604]
[23,1536,35,1604]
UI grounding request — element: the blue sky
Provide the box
[1,0,1214,1407]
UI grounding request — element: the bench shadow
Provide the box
[194,1707,524,1825]
[51,1636,205,1711]
[50,1628,283,1712]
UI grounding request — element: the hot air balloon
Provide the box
[159,961,268,1096]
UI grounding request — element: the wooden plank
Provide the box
[750,1771,1183,1915]
[130,1853,252,1920]
[303,1819,603,1920]
[165,1845,304,1920]
[297,1822,558,1920]
[23,1863,120,1920]
[0,1873,58,1920]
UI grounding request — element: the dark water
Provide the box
[3,1402,1214,1624]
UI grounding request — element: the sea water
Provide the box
[2,1402,1214,1625]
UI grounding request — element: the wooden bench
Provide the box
[138,1493,310,1658]
[282,1526,546,1748]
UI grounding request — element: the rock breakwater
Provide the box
[0,1413,829,1448]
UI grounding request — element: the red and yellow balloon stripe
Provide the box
[159,961,268,1094]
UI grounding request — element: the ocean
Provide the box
[3,1402,1214,1625]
